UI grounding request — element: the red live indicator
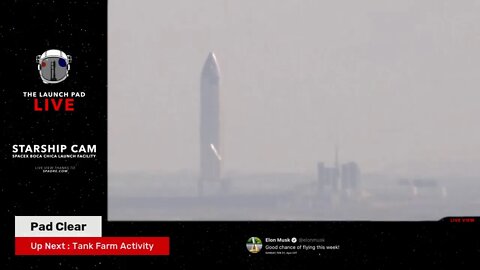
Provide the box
[15,237,169,256]
[449,217,476,223]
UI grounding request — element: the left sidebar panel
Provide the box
[1,0,107,267]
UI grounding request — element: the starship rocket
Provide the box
[200,52,221,181]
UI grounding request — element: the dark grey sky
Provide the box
[109,0,480,177]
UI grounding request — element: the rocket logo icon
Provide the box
[36,49,72,84]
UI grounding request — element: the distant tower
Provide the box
[334,144,340,183]
[317,162,339,192]
[341,162,360,191]
[200,52,221,183]
[317,145,341,192]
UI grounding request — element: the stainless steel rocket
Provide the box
[200,52,221,182]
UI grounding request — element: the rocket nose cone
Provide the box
[202,51,220,78]
[206,52,218,67]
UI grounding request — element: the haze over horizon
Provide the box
[109,0,480,178]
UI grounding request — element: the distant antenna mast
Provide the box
[335,144,339,174]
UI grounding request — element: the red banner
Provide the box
[15,237,169,256]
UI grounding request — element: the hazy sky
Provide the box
[109,0,480,177]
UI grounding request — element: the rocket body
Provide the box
[200,52,221,181]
